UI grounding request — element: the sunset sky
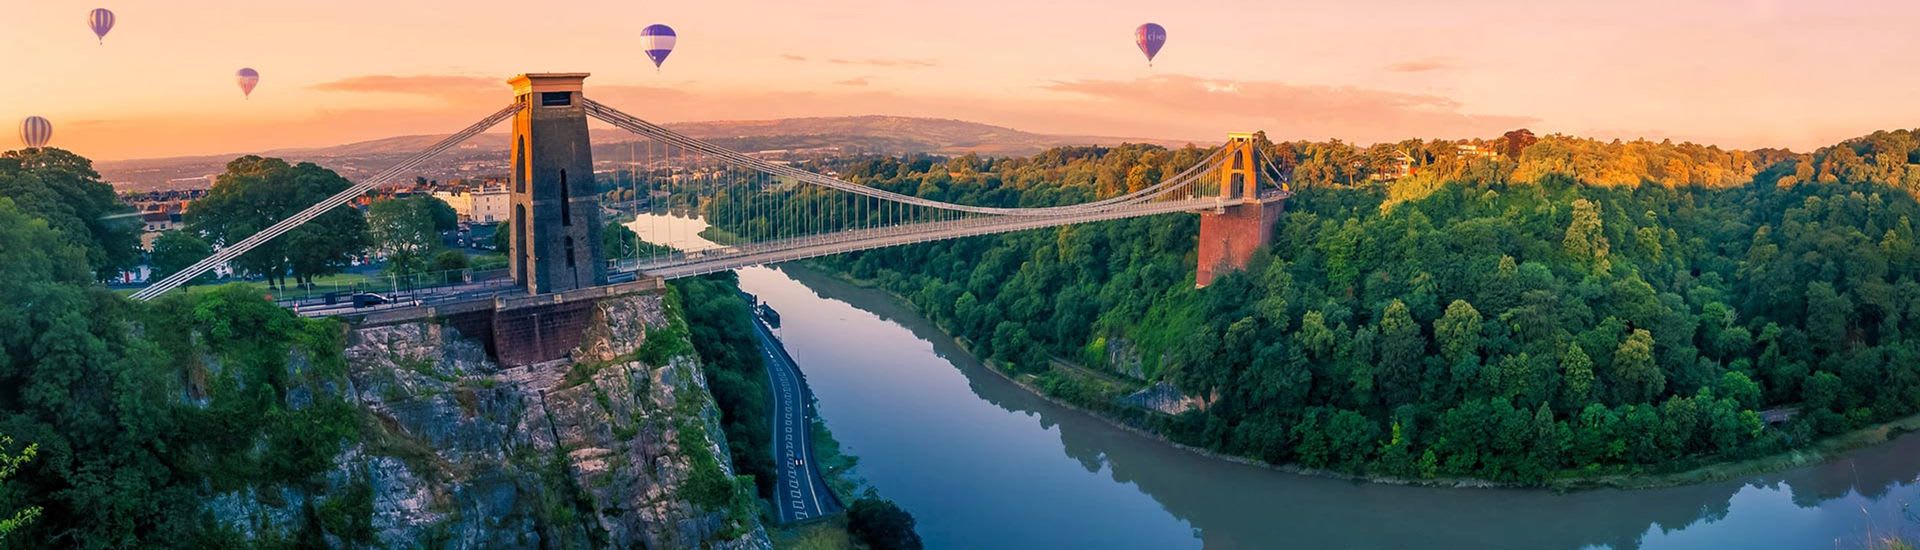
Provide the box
[3,0,1916,160]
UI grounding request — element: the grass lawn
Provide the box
[205,272,389,300]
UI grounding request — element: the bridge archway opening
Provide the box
[514,136,527,194]
[513,204,528,283]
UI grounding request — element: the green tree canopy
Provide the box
[0,434,40,541]
[148,230,214,284]
[188,156,368,288]
[366,196,445,274]
[848,495,923,550]
[0,148,138,279]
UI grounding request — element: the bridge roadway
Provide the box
[749,303,840,523]
[617,197,1222,280]
[269,197,1230,318]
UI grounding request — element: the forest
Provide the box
[776,129,1920,484]
[0,149,370,546]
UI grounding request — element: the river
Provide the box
[628,213,1920,549]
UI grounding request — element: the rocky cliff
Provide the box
[205,290,771,549]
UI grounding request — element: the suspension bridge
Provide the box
[131,73,1291,313]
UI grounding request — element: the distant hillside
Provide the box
[98,116,1179,191]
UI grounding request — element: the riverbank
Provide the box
[806,261,1920,492]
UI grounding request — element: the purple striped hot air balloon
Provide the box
[89,8,116,45]
[640,24,677,70]
[20,117,53,149]
[236,68,260,98]
[1135,23,1166,66]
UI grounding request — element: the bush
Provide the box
[848,495,922,550]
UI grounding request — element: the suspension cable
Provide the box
[132,103,524,301]
[582,99,1222,217]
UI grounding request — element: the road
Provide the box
[749,305,840,523]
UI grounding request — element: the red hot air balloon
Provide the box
[236,68,260,98]
[1135,23,1166,66]
[89,8,116,45]
[20,117,53,149]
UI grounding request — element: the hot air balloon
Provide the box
[236,68,260,98]
[640,24,677,70]
[20,117,52,149]
[89,8,115,45]
[1135,23,1166,66]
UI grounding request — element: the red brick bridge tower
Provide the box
[1195,133,1288,287]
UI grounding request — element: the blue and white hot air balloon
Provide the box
[640,24,677,70]
[1135,23,1166,66]
[20,117,53,149]
[89,8,116,45]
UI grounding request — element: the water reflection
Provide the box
[640,213,1920,549]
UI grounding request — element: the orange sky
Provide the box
[3,0,1916,160]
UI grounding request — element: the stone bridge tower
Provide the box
[1195,132,1287,287]
[508,73,605,294]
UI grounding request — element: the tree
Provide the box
[1716,371,1762,411]
[1500,129,1538,159]
[0,198,189,544]
[1804,371,1845,412]
[1805,282,1851,353]
[1377,300,1426,405]
[600,221,668,260]
[1612,329,1665,404]
[1560,344,1596,410]
[1326,409,1380,469]
[1376,421,1416,477]
[147,231,214,284]
[367,196,444,275]
[848,495,923,550]
[188,156,367,287]
[760,133,1920,484]
[0,434,39,541]
[1563,198,1610,270]
[1296,310,1335,360]
[422,196,458,232]
[429,249,470,271]
[428,249,470,283]
[1434,300,1484,365]
[0,148,139,279]
[492,221,512,251]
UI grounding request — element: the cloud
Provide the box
[1385,57,1456,73]
[780,54,809,62]
[310,75,502,96]
[75,73,1535,160]
[826,58,937,68]
[835,77,870,87]
[1040,74,1537,143]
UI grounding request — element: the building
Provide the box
[1372,151,1416,181]
[431,185,511,223]
[1456,143,1502,160]
[140,211,179,233]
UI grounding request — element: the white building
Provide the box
[432,185,510,224]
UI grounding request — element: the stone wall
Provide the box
[207,289,770,549]
[1195,199,1285,287]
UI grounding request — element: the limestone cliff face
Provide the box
[208,291,771,549]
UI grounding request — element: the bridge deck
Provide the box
[616,198,1219,279]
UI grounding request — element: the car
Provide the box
[350,292,393,308]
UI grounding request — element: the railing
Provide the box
[265,268,518,316]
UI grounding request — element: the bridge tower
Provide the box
[507,73,605,294]
[1195,132,1286,288]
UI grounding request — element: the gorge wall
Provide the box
[203,290,770,549]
